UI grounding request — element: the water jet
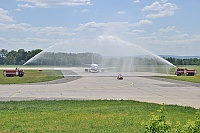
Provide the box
[23,35,175,76]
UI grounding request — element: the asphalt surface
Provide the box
[0,68,199,109]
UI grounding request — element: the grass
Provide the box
[158,75,200,83]
[0,100,198,133]
[0,70,64,84]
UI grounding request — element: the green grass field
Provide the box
[159,75,200,83]
[0,70,64,84]
[0,100,199,133]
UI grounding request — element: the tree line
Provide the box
[0,49,101,66]
[0,49,42,65]
[1,48,200,66]
[26,52,166,67]
[164,57,200,66]
[27,52,102,66]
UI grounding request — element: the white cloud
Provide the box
[0,8,15,22]
[81,9,89,13]
[14,8,21,11]
[133,0,140,3]
[142,1,178,19]
[132,29,145,33]
[0,22,77,37]
[133,19,153,26]
[162,2,178,11]
[175,34,189,38]
[0,37,62,50]
[0,19,152,37]
[18,3,35,8]
[36,26,76,36]
[78,21,105,30]
[16,0,92,8]
[1,16,199,56]
[117,11,126,15]
[159,26,180,34]
[142,1,162,11]
[126,33,200,56]
[0,37,6,41]
[146,10,174,18]
[0,23,31,31]
[77,20,152,32]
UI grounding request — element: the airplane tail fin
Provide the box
[92,53,94,64]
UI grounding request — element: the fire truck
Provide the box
[3,68,24,77]
[175,68,197,76]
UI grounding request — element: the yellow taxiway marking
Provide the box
[11,86,25,97]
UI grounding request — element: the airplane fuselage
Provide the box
[89,64,99,73]
[85,64,100,73]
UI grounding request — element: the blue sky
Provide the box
[0,0,200,56]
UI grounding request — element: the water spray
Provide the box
[23,35,176,75]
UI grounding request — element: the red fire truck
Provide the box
[3,68,24,77]
[175,68,197,76]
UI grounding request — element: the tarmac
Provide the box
[0,67,200,109]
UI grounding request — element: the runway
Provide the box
[0,67,200,109]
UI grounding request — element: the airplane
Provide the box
[84,54,105,73]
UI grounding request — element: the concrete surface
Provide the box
[0,67,199,109]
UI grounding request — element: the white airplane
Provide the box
[84,54,105,73]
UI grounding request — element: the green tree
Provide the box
[15,49,27,65]
[6,50,18,65]
[0,49,8,64]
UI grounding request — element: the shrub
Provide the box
[144,107,200,133]
[144,106,171,133]
[183,111,200,133]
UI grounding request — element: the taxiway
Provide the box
[0,67,199,109]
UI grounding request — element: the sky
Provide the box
[0,0,200,56]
